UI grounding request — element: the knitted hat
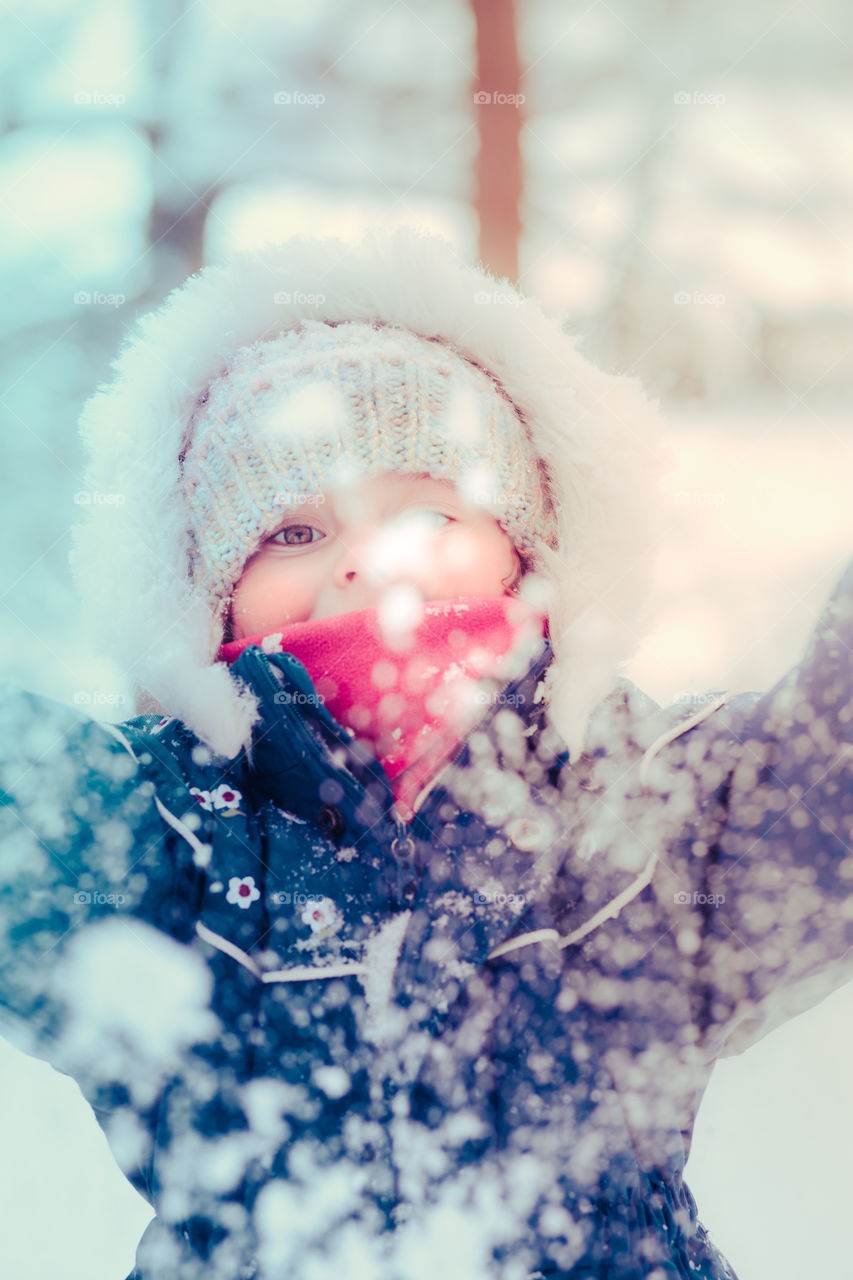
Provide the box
[181,320,558,645]
[70,227,668,762]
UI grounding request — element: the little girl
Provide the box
[1,227,852,1280]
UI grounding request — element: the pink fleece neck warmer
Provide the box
[218,595,549,821]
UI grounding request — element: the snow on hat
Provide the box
[69,227,668,762]
[180,319,558,643]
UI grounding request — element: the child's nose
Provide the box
[331,513,434,593]
[330,524,387,589]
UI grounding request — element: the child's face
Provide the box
[228,470,522,638]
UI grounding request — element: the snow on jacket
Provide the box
[1,555,852,1280]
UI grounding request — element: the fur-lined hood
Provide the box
[69,227,668,762]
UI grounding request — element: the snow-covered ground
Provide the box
[1,407,851,1279]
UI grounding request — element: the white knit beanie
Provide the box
[180,319,559,649]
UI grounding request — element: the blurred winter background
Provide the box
[1,0,852,1276]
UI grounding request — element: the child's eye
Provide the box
[396,507,454,531]
[267,523,325,547]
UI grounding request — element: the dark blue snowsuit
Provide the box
[1,560,852,1279]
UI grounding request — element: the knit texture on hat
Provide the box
[181,321,557,623]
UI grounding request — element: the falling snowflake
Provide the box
[301,897,341,934]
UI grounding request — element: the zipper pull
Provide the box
[389,806,418,906]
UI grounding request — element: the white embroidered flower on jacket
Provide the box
[301,897,341,934]
[226,875,260,909]
[210,783,242,810]
[189,787,215,811]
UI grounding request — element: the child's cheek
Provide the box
[228,572,263,638]
[229,555,313,635]
[449,528,480,567]
[430,526,511,594]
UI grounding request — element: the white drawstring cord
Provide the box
[487,693,729,960]
[98,720,213,866]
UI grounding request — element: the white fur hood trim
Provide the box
[69,227,668,762]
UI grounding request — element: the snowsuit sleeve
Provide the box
[0,685,218,1119]
[649,556,853,1061]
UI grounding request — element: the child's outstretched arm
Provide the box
[0,686,219,1197]
[645,554,853,1061]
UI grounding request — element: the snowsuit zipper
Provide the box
[384,687,503,908]
[389,811,418,907]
